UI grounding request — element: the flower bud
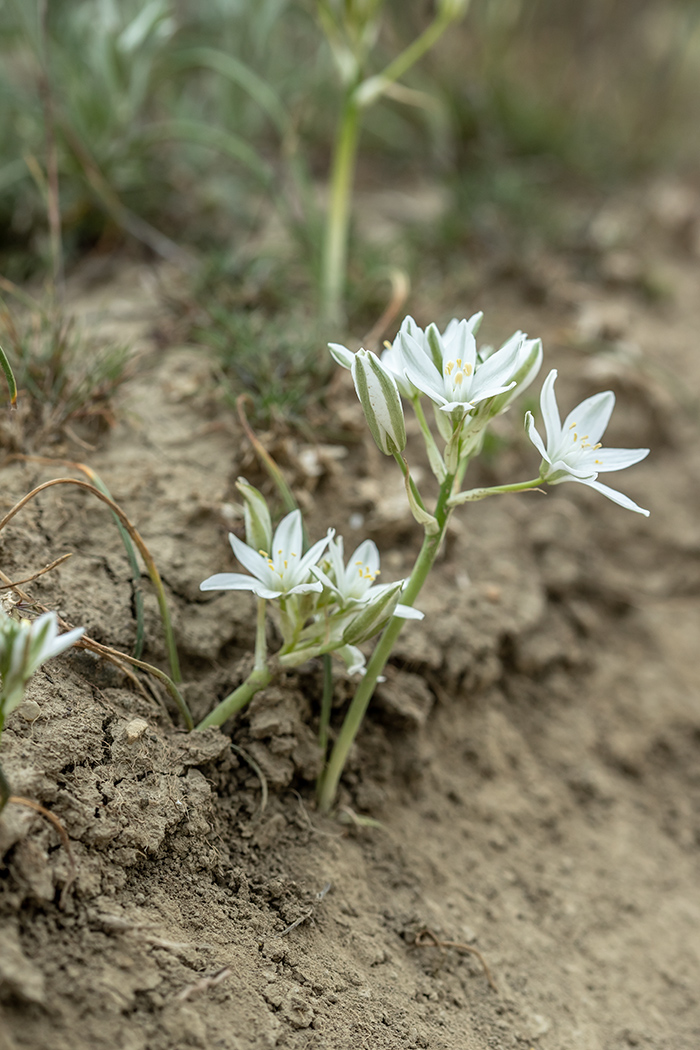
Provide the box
[341,581,403,646]
[328,342,355,370]
[351,349,407,455]
[235,478,272,553]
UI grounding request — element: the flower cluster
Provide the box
[200,481,423,677]
[331,311,648,514]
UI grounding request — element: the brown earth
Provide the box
[1,179,699,1050]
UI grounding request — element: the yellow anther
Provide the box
[573,433,578,441]
[569,422,577,429]
[456,358,462,368]
[258,550,268,557]
[445,361,454,375]
[283,560,288,569]
[593,443,602,450]
[464,363,473,376]
[454,372,464,386]
[355,560,364,565]
[383,339,392,349]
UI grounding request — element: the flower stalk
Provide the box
[316,469,454,812]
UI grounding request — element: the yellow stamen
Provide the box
[454,372,464,386]
[464,363,473,376]
[569,422,577,429]
[445,361,454,376]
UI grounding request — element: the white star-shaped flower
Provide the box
[400,318,524,419]
[311,536,422,620]
[201,510,332,600]
[525,369,650,515]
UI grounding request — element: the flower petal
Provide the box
[229,532,271,581]
[570,477,650,516]
[201,572,271,593]
[590,447,650,472]
[525,411,550,463]
[400,331,444,393]
[394,603,424,619]
[272,509,304,562]
[562,390,615,445]
[539,369,562,448]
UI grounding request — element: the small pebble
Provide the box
[18,700,41,722]
[125,718,149,744]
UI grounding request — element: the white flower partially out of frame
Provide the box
[200,509,332,600]
[311,537,423,620]
[0,611,84,714]
[400,319,523,419]
[525,369,650,515]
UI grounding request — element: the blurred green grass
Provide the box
[1,0,699,423]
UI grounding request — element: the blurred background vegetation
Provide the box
[1,0,699,421]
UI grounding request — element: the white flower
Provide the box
[311,536,423,620]
[400,318,524,420]
[525,369,650,515]
[0,611,84,715]
[200,510,333,600]
[381,313,483,398]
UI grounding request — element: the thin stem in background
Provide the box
[321,87,361,324]
[37,0,63,297]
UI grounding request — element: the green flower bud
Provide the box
[341,581,403,646]
[235,478,272,553]
[351,349,407,455]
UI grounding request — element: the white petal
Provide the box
[563,390,615,445]
[539,369,562,449]
[571,477,650,516]
[201,572,266,592]
[394,603,424,619]
[229,532,270,581]
[309,565,339,594]
[45,626,85,659]
[400,331,444,392]
[590,447,650,472]
[286,581,324,596]
[525,411,550,463]
[295,530,333,582]
[273,510,303,562]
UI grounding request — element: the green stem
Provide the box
[196,666,273,729]
[316,471,455,813]
[321,86,361,324]
[254,598,267,672]
[0,345,17,408]
[412,396,446,481]
[364,13,453,102]
[0,709,9,814]
[118,653,194,732]
[448,478,544,506]
[318,653,334,762]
